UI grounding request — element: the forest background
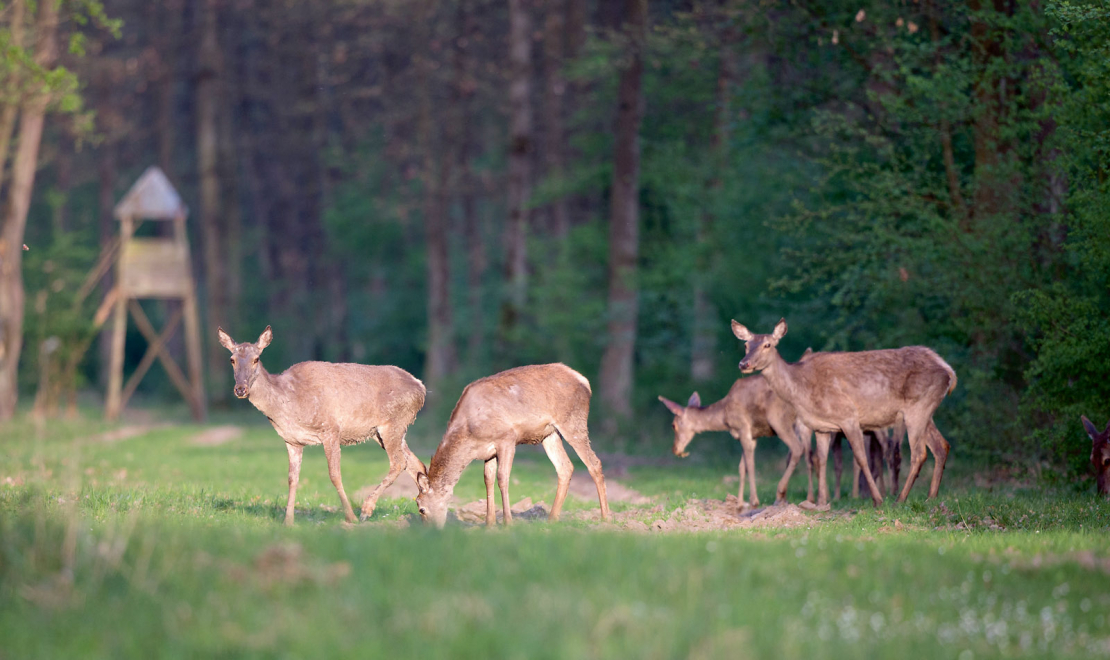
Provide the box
[0,0,1106,481]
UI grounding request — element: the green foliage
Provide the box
[20,231,100,404]
[773,1,1063,459]
[1014,0,1110,471]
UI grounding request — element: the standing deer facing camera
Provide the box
[731,319,955,506]
[1081,416,1110,497]
[218,326,427,525]
[415,363,610,528]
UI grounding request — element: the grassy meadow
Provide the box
[1,410,1109,659]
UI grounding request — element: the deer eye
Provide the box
[763,343,770,348]
[252,358,259,365]
[229,357,235,365]
[418,507,427,516]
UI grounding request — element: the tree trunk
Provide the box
[197,0,228,403]
[691,15,735,383]
[598,0,646,427]
[454,0,486,368]
[500,0,534,338]
[419,1,457,392]
[0,0,59,420]
[542,0,569,239]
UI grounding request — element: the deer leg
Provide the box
[841,422,883,506]
[925,420,950,499]
[731,431,747,505]
[801,427,815,504]
[323,439,357,523]
[771,422,803,504]
[359,426,408,521]
[496,444,517,526]
[739,432,759,508]
[888,416,905,497]
[832,433,843,501]
[542,433,574,521]
[284,442,304,526]
[559,424,610,521]
[897,415,931,503]
[737,455,747,506]
[484,458,498,527]
[815,432,832,507]
[851,454,861,499]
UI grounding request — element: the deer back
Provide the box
[274,362,425,441]
[443,363,590,448]
[784,346,954,429]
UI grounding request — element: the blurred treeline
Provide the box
[4,1,1108,473]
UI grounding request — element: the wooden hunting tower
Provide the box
[105,167,206,421]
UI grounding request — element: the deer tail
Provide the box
[935,353,957,396]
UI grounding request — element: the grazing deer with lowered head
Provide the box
[1081,416,1110,497]
[732,319,955,506]
[218,326,427,525]
[415,363,609,528]
[659,376,813,507]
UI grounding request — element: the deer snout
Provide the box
[234,385,248,399]
[738,359,752,373]
[673,448,690,458]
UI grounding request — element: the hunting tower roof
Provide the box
[113,166,188,220]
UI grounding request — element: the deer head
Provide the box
[415,472,451,528]
[1081,416,1110,497]
[217,326,272,399]
[732,319,788,373]
[658,392,702,457]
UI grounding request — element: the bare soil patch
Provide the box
[191,425,244,446]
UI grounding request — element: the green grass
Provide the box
[2,414,1110,659]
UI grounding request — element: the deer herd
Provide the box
[216,318,1109,528]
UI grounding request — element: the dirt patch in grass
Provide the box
[569,472,652,505]
[191,425,244,446]
[82,424,170,444]
[436,490,838,533]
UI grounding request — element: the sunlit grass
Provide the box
[2,414,1109,658]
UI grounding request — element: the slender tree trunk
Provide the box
[598,0,646,427]
[96,143,117,389]
[419,1,457,392]
[500,0,533,339]
[454,0,486,368]
[0,0,26,190]
[0,0,59,419]
[691,21,735,383]
[542,0,569,239]
[196,0,228,404]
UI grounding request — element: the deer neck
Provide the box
[759,349,804,409]
[427,431,473,495]
[686,399,729,434]
[246,367,285,418]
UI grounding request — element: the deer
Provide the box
[658,375,813,508]
[217,326,427,525]
[829,428,901,500]
[415,363,610,528]
[731,318,955,507]
[1081,415,1110,497]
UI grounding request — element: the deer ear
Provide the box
[731,320,753,341]
[257,326,273,350]
[687,392,701,408]
[217,327,237,352]
[658,396,685,416]
[802,347,814,359]
[1082,416,1100,441]
[415,471,430,493]
[772,318,788,341]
